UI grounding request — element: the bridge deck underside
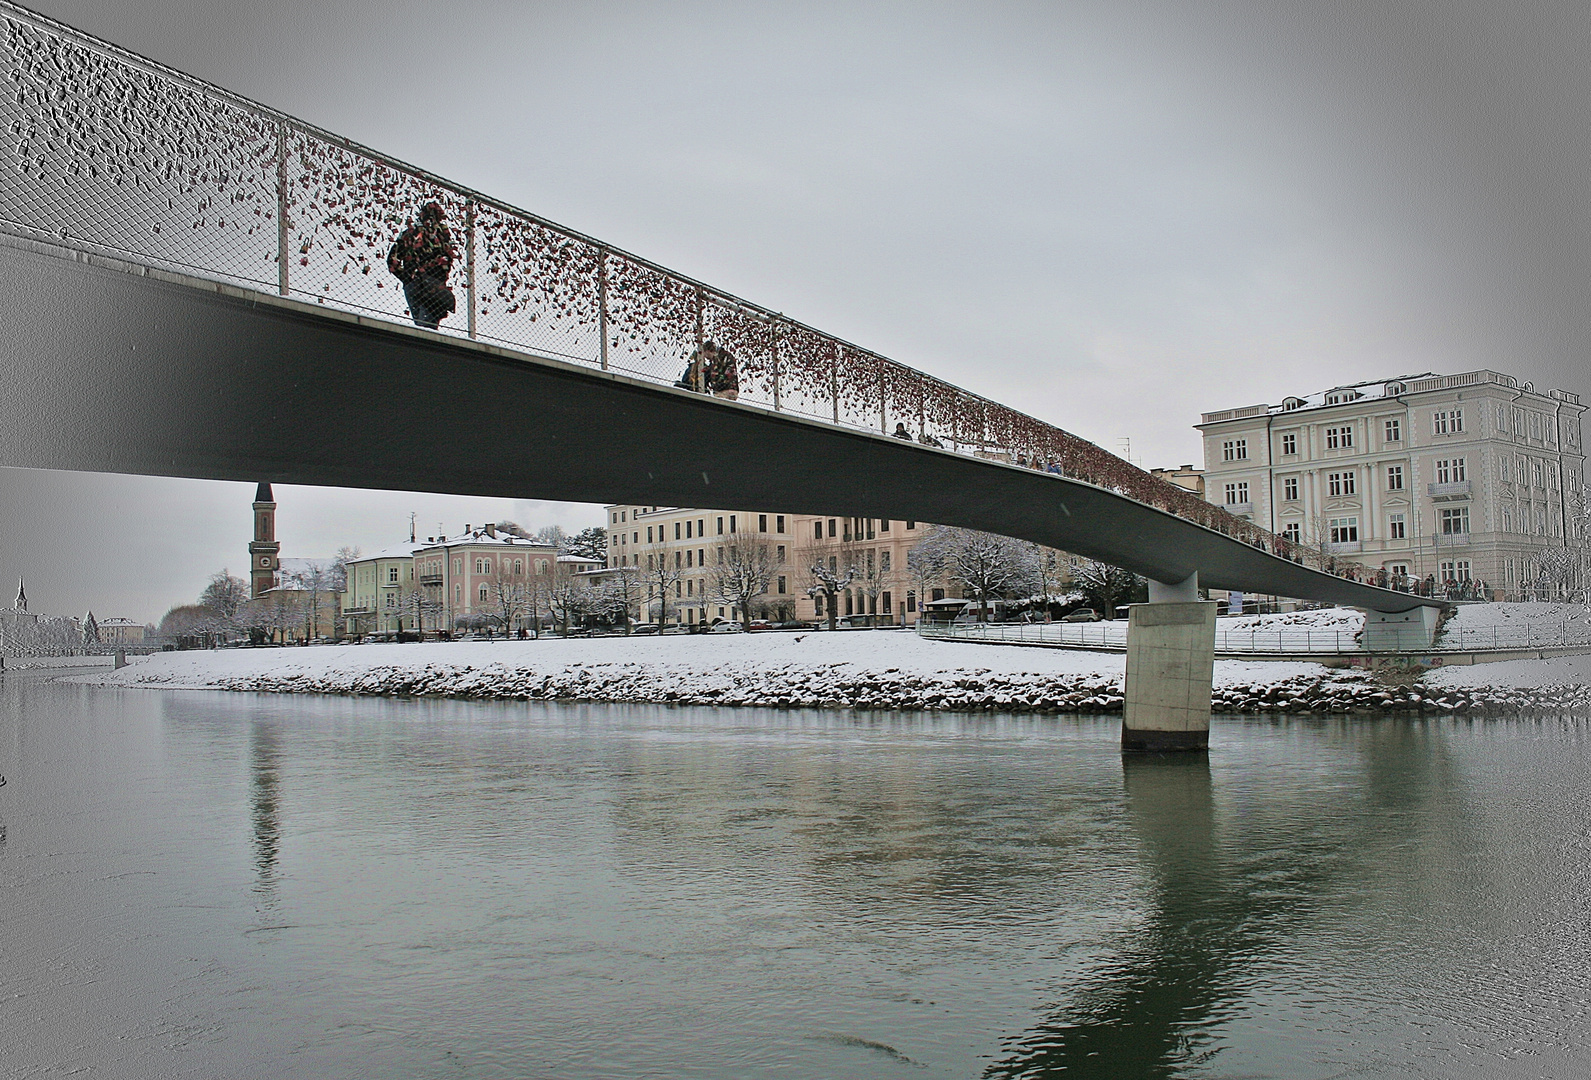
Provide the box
[0,237,1436,614]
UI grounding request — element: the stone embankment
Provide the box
[191,662,1589,716]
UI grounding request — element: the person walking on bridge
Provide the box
[388,201,457,330]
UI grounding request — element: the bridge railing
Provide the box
[0,1,1324,564]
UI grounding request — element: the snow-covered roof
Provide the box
[98,616,141,626]
[558,553,600,564]
[416,530,553,551]
[359,541,428,561]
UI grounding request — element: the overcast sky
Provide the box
[4,0,1589,622]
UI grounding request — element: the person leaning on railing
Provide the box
[676,340,739,400]
[388,201,457,330]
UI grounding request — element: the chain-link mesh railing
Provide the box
[0,0,1330,565]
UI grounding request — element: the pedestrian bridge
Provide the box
[0,1,1440,627]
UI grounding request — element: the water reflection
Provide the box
[250,720,283,903]
[986,754,1233,1077]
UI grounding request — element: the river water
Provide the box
[2,671,1589,1079]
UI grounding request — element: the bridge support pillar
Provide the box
[1123,574,1215,753]
[1362,605,1441,652]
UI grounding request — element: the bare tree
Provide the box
[644,550,685,625]
[199,569,250,641]
[281,560,340,643]
[394,583,445,638]
[906,529,952,615]
[487,562,536,636]
[708,532,782,626]
[599,564,645,632]
[547,559,600,634]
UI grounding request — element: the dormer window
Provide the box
[1282,396,1306,411]
[1324,389,1363,405]
[1384,381,1406,396]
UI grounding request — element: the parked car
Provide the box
[1062,608,1101,622]
[708,620,745,634]
[747,620,773,631]
[630,623,661,635]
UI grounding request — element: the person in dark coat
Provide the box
[892,422,913,440]
[388,202,457,329]
[676,341,740,399]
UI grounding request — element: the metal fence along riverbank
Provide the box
[919,618,1591,656]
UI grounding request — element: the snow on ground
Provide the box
[1425,653,1591,692]
[72,629,1335,712]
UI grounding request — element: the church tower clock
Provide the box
[249,482,280,599]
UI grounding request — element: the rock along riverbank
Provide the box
[68,632,1591,716]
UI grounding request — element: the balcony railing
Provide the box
[1428,480,1471,500]
[0,1,1325,570]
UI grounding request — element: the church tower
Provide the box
[249,482,280,599]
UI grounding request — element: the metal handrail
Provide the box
[0,0,1336,565]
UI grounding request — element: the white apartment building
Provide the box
[1198,370,1586,597]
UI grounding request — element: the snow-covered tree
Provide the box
[1073,559,1141,620]
[82,611,100,647]
[565,526,609,562]
[803,550,859,631]
[935,528,1037,622]
[709,533,782,626]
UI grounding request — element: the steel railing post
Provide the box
[831,346,840,423]
[771,319,780,410]
[880,357,888,433]
[276,121,289,297]
[465,200,477,340]
[598,247,609,370]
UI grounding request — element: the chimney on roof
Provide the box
[485,523,497,539]
[464,524,471,535]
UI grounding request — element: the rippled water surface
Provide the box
[3,672,1590,1078]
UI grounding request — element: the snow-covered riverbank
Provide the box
[66,624,1591,715]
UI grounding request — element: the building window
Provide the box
[1387,465,1403,490]
[1433,409,1463,435]
[906,521,916,530]
[776,515,786,533]
[730,515,737,533]
[881,551,891,573]
[477,583,488,602]
[1224,481,1249,504]
[1499,455,1512,484]
[931,588,945,602]
[1384,418,1401,443]
[1328,517,1359,544]
[776,545,785,562]
[759,515,768,532]
[1282,523,1301,543]
[1503,508,1513,532]
[880,519,890,532]
[882,592,892,614]
[1496,405,1508,433]
[1435,458,1466,484]
[1440,507,1470,534]
[388,566,398,583]
[1530,413,1541,439]
[675,522,682,540]
[513,558,523,575]
[1327,471,1356,496]
[1532,458,1545,487]
[1283,477,1299,501]
[1389,513,1406,539]
[1280,432,1297,456]
[907,591,917,613]
[686,520,693,539]
[1326,426,1355,450]
[1222,439,1247,461]
[777,575,787,594]
[717,516,724,535]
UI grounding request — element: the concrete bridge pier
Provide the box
[1122,573,1217,753]
[1361,605,1441,651]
